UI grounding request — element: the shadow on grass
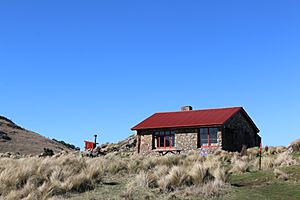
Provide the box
[103,181,120,186]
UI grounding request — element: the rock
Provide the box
[276,146,287,153]
[39,148,54,157]
[3,152,11,158]
[289,139,300,152]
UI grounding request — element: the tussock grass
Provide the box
[0,155,104,200]
[159,166,188,191]
[1,142,299,200]
[129,157,229,197]
[273,168,289,180]
[274,152,297,166]
[261,156,275,169]
[230,159,250,174]
[188,163,212,186]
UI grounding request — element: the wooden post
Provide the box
[259,142,262,170]
[94,134,98,149]
[137,135,141,154]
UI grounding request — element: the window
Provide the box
[154,131,175,148]
[199,128,219,147]
[200,128,208,146]
[209,128,218,144]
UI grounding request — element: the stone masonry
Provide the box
[175,132,198,151]
[138,134,152,155]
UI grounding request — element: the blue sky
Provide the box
[0,1,299,149]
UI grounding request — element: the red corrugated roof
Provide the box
[131,107,242,130]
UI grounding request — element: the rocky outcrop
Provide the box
[289,139,300,152]
[0,131,11,141]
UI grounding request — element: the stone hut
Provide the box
[131,106,261,154]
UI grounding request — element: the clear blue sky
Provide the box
[0,1,299,149]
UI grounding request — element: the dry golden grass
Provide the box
[273,168,289,180]
[230,159,250,174]
[128,155,229,197]
[0,154,104,200]
[0,144,299,200]
[274,152,297,166]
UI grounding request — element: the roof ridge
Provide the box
[155,106,242,114]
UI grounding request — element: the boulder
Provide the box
[289,139,300,152]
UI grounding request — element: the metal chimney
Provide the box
[181,106,193,111]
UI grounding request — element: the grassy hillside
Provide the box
[0,116,74,155]
[226,165,300,200]
[0,142,299,200]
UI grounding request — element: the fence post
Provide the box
[259,142,262,170]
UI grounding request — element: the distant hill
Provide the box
[0,116,74,155]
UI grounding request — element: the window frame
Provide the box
[155,131,175,149]
[198,127,220,148]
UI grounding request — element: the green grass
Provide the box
[224,165,300,200]
[292,152,300,159]
[64,174,129,200]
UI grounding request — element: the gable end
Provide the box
[224,108,259,133]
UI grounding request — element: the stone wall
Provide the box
[223,111,260,152]
[175,129,198,151]
[217,130,222,146]
[138,134,153,155]
[137,128,223,154]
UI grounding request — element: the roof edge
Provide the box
[131,123,224,131]
[131,113,157,130]
[240,108,260,133]
[223,107,260,133]
[154,106,243,114]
